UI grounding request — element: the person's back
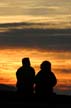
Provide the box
[35,61,57,97]
[16,58,35,97]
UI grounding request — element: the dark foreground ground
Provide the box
[0,91,71,107]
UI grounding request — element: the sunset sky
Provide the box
[0,0,71,27]
[0,0,71,95]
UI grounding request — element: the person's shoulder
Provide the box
[36,70,42,76]
[50,71,55,75]
[30,67,35,73]
[30,67,34,70]
[18,66,23,70]
[50,72,57,80]
[16,67,23,73]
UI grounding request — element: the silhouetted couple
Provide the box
[16,57,57,98]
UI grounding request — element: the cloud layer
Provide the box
[0,0,71,16]
[0,24,71,51]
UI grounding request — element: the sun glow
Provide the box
[0,48,71,89]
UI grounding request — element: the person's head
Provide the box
[40,61,51,71]
[22,57,30,67]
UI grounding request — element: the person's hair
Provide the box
[40,61,51,71]
[22,57,30,67]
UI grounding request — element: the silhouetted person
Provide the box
[35,61,57,98]
[16,58,35,97]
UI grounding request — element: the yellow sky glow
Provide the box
[0,15,71,29]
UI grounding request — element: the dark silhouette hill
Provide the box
[0,84,70,108]
[0,84,16,91]
[0,84,71,106]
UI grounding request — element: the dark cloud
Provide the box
[55,69,71,74]
[54,84,71,95]
[54,79,71,95]
[0,23,71,51]
[60,69,71,73]
[0,84,16,91]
